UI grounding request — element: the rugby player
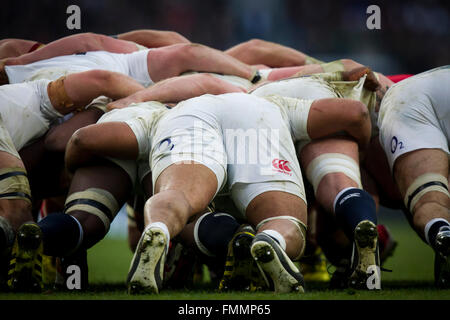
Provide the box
[6,73,244,292]
[0,29,189,60]
[1,69,145,291]
[10,69,371,295]
[246,68,386,289]
[1,42,261,87]
[377,66,450,288]
[120,91,371,294]
[119,67,387,290]
[1,33,146,69]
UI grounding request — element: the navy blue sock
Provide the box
[426,220,450,249]
[195,212,240,257]
[334,188,377,240]
[38,213,82,256]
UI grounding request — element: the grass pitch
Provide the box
[1,210,450,300]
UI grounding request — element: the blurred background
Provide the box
[1,0,449,75]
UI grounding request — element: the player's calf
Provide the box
[251,216,307,293]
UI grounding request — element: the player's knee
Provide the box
[245,38,266,50]
[176,43,208,62]
[68,128,90,153]
[76,32,104,51]
[347,100,369,126]
[0,41,22,58]
[166,31,190,44]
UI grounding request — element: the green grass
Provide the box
[1,213,450,300]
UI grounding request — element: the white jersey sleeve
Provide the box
[0,79,61,150]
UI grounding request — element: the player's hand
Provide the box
[343,66,380,91]
[107,97,136,111]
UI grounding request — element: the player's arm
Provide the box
[107,73,244,109]
[49,70,145,115]
[4,33,138,66]
[116,29,190,48]
[225,39,312,68]
[65,122,139,173]
[307,98,371,149]
[267,64,380,91]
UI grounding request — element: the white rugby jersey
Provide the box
[0,79,62,150]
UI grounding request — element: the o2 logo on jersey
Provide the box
[159,138,174,152]
[272,158,292,175]
[390,136,404,154]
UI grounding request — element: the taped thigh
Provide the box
[64,188,120,231]
[306,153,362,194]
[256,215,307,260]
[404,173,450,214]
[0,167,31,203]
[320,60,345,73]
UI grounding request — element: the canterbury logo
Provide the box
[272,158,291,174]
